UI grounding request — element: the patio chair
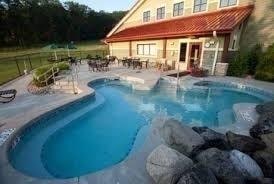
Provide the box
[132,58,141,69]
[88,60,98,72]
[0,89,17,103]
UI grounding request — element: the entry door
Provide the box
[188,42,202,70]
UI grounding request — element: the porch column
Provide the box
[162,38,167,58]
[129,41,132,57]
[222,34,231,63]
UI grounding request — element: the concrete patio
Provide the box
[0,62,274,184]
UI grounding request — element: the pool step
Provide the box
[51,80,79,94]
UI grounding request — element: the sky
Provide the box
[61,0,135,12]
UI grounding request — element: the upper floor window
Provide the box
[193,0,207,13]
[220,0,237,8]
[143,11,150,22]
[157,7,165,20]
[173,2,184,17]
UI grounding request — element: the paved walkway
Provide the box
[0,63,273,184]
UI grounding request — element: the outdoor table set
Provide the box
[87,59,110,72]
[120,57,149,69]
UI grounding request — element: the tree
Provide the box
[0,0,127,46]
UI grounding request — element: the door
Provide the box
[188,42,202,70]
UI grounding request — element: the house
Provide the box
[105,0,274,75]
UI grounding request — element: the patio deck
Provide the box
[0,62,273,184]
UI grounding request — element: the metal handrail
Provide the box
[35,66,59,86]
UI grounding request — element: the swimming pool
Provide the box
[9,79,271,179]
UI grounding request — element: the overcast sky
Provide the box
[61,0,135,12]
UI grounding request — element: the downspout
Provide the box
[212,31,220,75]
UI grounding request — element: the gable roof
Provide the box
[105,5,253,43]
[107,0,146,37]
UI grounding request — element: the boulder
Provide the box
[261,133,274,155]
[195,148,245,184]
[226,131,266,153]
[252,151,274,178]
[192,126,230,150]
[176,163,218,184]
[250,112,274,138]
[146,145,193,184]
[245,178,273,184]
[230,150,264,179]
[159,119,205,157]
[256,101,274,114]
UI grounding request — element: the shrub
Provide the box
[247,44,263,75]
[255,71,274,82]
[55,62,70,71]
[227,52,248,77]
[255,44,274,82]
[33,62,70,87]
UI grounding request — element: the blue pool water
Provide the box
[9,79,269,179]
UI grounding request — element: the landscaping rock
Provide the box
[146,145,193,184]
[176,163,218,184]
[195,148,245,184]
[245,178,273,184]
[192,126,230,150]
[159,119,205,157]
[250,112,274,138]
[261,133,274,155]
[230,150,264,179]
[252,151,274,178]
[226,131,266,153]
[256,101,274,114]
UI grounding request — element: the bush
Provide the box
[33,62,70,87]
[255,71,274,82]
[55,62,70,71]
[255,44,274,82]
[247,44,263,75]
[227,52,248,77]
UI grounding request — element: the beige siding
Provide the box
[241,0,274,48]
[115,0,255,33]
[110,42,130,59]
[131,40,163,60]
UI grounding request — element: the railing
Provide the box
[35,66,59,87]
[0,49,108,85]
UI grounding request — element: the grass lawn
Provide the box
[0,40,108,85]
[0,40,107,58]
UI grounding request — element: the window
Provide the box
[173,2,184,17]
[193,0,207,13]
[179,43,187,62]
[232,39,236,49]
[157,7,165,20]
[137,44,156,56]
[220,0,237,8]
[143,11,150,22]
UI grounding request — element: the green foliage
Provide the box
[55,62,70,71]
[255,43,274,82]
[227,43,274,82]
[33,62,70,87]
[0,0,127,46]
[227,52,248,77]
[247,44,263,75]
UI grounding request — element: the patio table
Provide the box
[140,59,149,69]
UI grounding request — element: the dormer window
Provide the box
[193,0,207,13]
[173,2,184,17]
[157,7,165,20]
[220,0,237,8]
[143,11,150,22]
